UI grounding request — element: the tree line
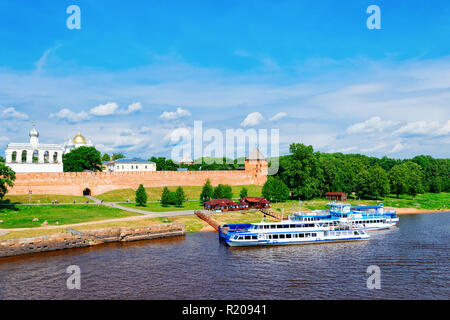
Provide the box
[273,143,449,200]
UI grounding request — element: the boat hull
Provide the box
[225,237,369,247]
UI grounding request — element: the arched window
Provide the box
[44,151,49,163]
[11,151,17,163]
[21,150,27,162]
[53,152,58,163]
[32,150,39,163]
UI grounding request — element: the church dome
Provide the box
[29,126,39,138]
[73,132,87,144]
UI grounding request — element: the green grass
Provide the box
[0,205,140,229]
[1,194,87,204]
[121,201,203,212]
[96,185,263,202]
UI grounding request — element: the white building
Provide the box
[105,158,156,172]
[4,125,64,173]
[63,132,94,154]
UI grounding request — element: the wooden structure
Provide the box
[325,192,347,201]
[204,199,240,212]
[240,197,271,209]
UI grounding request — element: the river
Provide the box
[0,212,449,299]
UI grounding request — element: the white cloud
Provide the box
[119,102,142,115]
[347,117,398,134]
[395,120,448,136]
[159,107,191,121]
[50,108,90,123]
[90,102,119,116]
[241,112,263,127]
[1,107,29,120]
[390,142,406,153]
[269,112,288,121]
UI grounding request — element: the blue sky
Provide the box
[0,0,449,159]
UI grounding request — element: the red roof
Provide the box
[326,192,347,195]
[204,199,238,206]
[241,197,269,203]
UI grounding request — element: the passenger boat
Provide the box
[293,203,399,231]
[219,219,369,247]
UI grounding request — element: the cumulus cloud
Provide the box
[50,108,90,123]
[90,102,119,116]
[159,107,191,121]
[347,116,398,134]
[1,107,29,120]
[390,142,406,153]
[395,120,449,136]
[119,102,142,115]
[241,112,263,127]
[50,102,142,123]
[269,112,288,121]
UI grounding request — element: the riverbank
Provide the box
[0,223,185,258]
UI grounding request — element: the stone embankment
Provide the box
[0,223,185,258]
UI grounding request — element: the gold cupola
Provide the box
[73,132,87,144]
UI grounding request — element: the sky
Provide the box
[0,0,449,160]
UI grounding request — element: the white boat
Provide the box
[219,219,369,247]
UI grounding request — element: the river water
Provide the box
[0,212,449,300]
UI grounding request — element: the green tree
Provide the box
[63,146,102,172]
[355,165,390,200]
[404,161,424,199]
[0,156,5,163]
[101,153,111,162]
[135,184,148,206]
[239,187,248,201]
[262,176,290,202]
[161,187,171,206]
[213,184,232,199]
[112,153,125,161]
[389,164,408,198]
[175,186,185,207]
[200,179,214,203]
[0,163,16,199]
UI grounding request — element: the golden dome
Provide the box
[73,132,87,144]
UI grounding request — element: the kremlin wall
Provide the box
[7,158,268,196]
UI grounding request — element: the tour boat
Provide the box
[219,219,369,247]
[292,203,399,231]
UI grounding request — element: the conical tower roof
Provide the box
[247,146,266,161]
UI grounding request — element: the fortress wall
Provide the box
[8,164,268,196]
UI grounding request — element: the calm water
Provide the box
[0,212,449,300]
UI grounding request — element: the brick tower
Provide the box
[245,146,268,185]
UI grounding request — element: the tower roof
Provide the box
[247,146,266,161]
[29,125,39,138]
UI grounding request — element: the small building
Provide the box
[325,192,347,201]
[240,197,271,209]
[106,158,156,172]
[204,199,240,212]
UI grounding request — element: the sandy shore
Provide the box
[386,207,443,214]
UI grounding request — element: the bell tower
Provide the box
[245,146,268,185]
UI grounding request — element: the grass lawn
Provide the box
[0,217,167,240]
[0,204,140,229]
[96,185,263,202]
[121,201,203,212]
[1,194,87,204]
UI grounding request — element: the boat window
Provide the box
[276,225,283,229]
[245,236,251,240]
[299,233,304,238]
[252,236,257,240]
[354,231,359,235]
[290,224,296,228]
[264,225,270,229]
[312,233,316,237]
[279,234,285,239]
[335,232,340,236]
[273,234,279,239]
[283,225,289,228]
[286,234,292,239]
[296,224,302,228]
[270,225,276,229]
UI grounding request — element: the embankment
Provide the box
[0,223,184,258]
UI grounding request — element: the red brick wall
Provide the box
[8,160,268,196]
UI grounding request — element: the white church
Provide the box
[4,125,94,173]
